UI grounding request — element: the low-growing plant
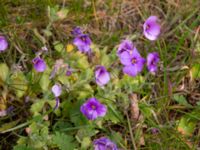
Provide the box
[0,1,200,150]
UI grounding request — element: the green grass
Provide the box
[0,0,200,149]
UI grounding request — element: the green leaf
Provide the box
[48,5,59,22]
[74,52,89,69]
[53,132,76,150]
[54,41,64,53]
[47,5,68,21]
[69,101,88,126]
[118,75,145,92]
[81,137,91,149]
[39,73,50,91]
[58,73,70,85]
[76,128,98,140]
[79,69,93,81]
[77,84,93,99]
[57,8,69,20]
[43,29,53,37]
[105,104,123,123]
[190,63,200,79]
[0,63,9,82]
[139,103,153,118]
[178,116,197,136]
[10,72,28,98]
[173,94,191,107]
[30,100,46,116]
[100,47,111,67]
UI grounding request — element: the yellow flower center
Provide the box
[66,44,74,52]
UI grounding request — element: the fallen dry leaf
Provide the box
[129,93,139,121]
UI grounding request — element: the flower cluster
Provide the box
[117,40,146,77]
[0,16,160,149]
[116,16,161,76]
[117,40,160,76]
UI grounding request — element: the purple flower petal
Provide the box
[93,137,118,150]
[123,65,138,77]
[72,27,83,36]
[143,16,161,41]
[80,97,107,120]
[117,40,134,56]
[32,57,46,72]
[0,36,8,52]
[71,27,82,36]
[52,84,62,97]
[66,70,72,76]
[96,104,107,117]
[119,51,132,66]
[135,57,146,73]
[95,66,110,86]
[147,52,160,73]
[151,128,159,134]
[54,97,60,110]
[73,34,92,53]
[120,47,145,77]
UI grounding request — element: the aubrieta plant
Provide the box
[1,14,162,150]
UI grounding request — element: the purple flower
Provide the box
[52,84,62,110]
[6,106,14,113]
[120,48,145,77]
[73,34,92,53]
[93,137,118,150]
[66,70,72,76]
[52,84,62,97]
[95,66,110,87]
[80,97,107,120]
[71,27,82,36]
[117,40,134,56]
[54,97,60,110]
[32,57,46,72]
[66,67,73,76]
[151,128,159,134]
[143,16,161,41]
[147,52,160,73]
[0,36,8,52]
